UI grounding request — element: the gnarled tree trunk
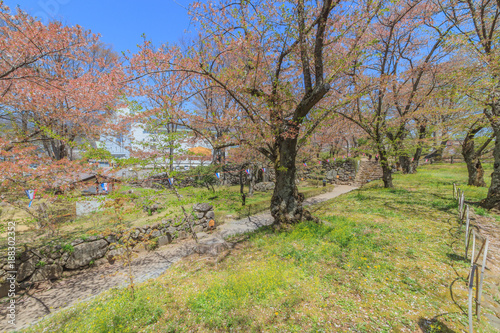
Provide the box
[483,123,500,208]
[270,135,313,225]
[466,159,486,187]
[461,122,493,187]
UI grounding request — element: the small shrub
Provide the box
[146,237,159,251]
[61,244,75,253]
[36,260,46,268]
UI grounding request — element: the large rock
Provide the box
[65,239,109,269]
[193,203,213,212]
[30,264,63,282]
[254,182,275,192]
[17,256,39,282]
[157,234,172,247]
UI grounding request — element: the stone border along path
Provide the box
[0,185,357,332]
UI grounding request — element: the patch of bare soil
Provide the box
[470,212,500,328]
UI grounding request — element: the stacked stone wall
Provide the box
[0,203,216,297]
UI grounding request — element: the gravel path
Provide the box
[0,185,357,332]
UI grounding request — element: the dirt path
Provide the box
[470,213,500,330]
[0,185,357,332]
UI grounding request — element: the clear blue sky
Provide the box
[4,0,195,53]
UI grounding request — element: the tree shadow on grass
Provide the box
[418,316,457,333]
[446,252,466,262]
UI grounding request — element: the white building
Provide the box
[98,109,213,170]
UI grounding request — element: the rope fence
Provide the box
[452,183,491,333]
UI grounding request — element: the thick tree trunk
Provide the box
[462,129,487,187]
[270,137,311,225]
[483,125,500,208]
[466,159,486,187]
[399,155,411,174]
[411,147,423,173]
[380,152,393,188]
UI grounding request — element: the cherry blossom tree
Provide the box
[337,0,453,187]
[0,4,124,213]
[182,0,377,224]
[441,0,500,207]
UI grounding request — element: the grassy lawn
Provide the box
[0,183,334,252]
[22,164,498,332]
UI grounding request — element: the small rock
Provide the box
[19,251,33,262]
[151,230,161,238]
[71,239,84,246]
[196,212,205,219]
[206,211,215,219]
[58,252,70,266]
[193,203,213,212]
[94,258,108,266]
[131,229,141,239]
[105,235,118,244]
[193,225,204,233]
[19,281,33,290]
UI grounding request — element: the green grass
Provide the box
[22,164,498,332]
[1,182,334,252]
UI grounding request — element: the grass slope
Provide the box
[23,164,496,332]
[1,183,333,252]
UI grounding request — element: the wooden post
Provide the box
[459,191,465,220]
[465,206,470,258]
[453,183,457,199]
[471,233,476,267]
[477,239,489,319]
[469,264,477,333]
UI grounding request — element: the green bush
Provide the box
[61,244,75,253]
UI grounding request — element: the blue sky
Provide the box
[4,0,195,53]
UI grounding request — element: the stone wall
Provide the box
[354,160,383,185]
[139,166,276,189]
[323,159,358,185]
[0,203,216,297]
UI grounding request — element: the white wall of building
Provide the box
[99,109,213,169]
